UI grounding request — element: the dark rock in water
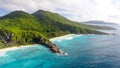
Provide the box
[44,42,62,54]
[39,37,63,54]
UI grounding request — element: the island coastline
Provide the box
[0,34,74,55]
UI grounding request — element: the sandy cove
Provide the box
[0,34,75,56]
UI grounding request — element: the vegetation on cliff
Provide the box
[0,10,107,53]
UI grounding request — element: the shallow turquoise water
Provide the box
[0,34,120,68]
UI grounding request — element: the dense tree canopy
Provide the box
[0,10,106,48]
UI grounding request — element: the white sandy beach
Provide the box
[0,45,33,52]
[50,34,82,41]
[0,45,39,57]
[50,34,75,41]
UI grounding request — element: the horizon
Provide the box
[0,0,120,24]
[0,9,118,24]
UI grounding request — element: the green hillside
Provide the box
[33,10,105,37]
[0,10,106,53]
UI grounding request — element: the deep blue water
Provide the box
[0,34,120,68]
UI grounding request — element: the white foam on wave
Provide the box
[0,47,19,57]
[0,45,36,57]
[0,52,7,57]
[56,52,69,56]
[50,34,83,42]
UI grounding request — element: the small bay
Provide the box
[0,34,120,68]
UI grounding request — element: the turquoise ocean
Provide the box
[0,24,120,68]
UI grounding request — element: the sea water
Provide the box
[0,26,120,68]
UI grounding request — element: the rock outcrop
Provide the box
[44,42,62,53]
[39,37,63,54]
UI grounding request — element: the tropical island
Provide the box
[0,10,114,54]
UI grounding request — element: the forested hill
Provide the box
[32,10,106,37]
[0,10,106,53]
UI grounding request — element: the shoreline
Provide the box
[0,44,39,54]
[50,34,75,41]
[0,34,75,55]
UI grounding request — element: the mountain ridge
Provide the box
[83,20,117,25]
[0,10,108,54]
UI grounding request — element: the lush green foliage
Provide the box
[33,10,105,36]
[0,10,106,48]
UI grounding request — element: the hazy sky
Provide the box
[0,0,120,24]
